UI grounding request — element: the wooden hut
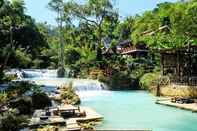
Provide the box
[160,45,197,85]
[117,40,149,57]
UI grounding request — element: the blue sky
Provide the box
[23,0,178,25]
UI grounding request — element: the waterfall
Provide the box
[9,69,107,92]
[22,69,71,78]
[72,79,107,91]
[22,69,58,78]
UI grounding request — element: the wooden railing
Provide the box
[119,47,136,54]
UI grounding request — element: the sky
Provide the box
[23,0,178,26]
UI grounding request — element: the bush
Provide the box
[139,72,160,90]
[65,48,81,65]
[9,96,32,115]
[6,81,40,97]
[32,59,43,69]
[7,81,41,98]
[97,73,109,84]
[0,110,28,131]
[15,49,32,68]
[0,71,17,84]
[0,92,8,105]
[32,92,52,109]
[60,82,80,105]
[109,70,134,90]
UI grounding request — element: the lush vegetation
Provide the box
[140,72,161,90]
[60,82,81,105]
[0,0,197,88]
[0,0,196,130]
[0,81,51,130]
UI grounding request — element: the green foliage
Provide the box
[109,70,135,90]
[0,92,8,104]
[65,47,81,65]
[32,92,52,109]
[131,0,197,48]
[0,0,49,70]
[0,0,4,7]
[60,82,80,105]
[63,0,119,59]
[6,81,41,97]
[0,110,28,131]
[9,96,32,115]
[97,72,109,84]
[140,72,160,90]
[15,49,31,68]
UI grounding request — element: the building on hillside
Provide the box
[116,40,149,58]
[160,45,197,86]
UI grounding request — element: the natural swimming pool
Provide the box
[22,70,197,131]
[79,90,197,131]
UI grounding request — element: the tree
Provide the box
[48,0,66,77]
[131,0,197,49]
[0,0,48,71]
[0,0,4,8]
[64,0,118,60]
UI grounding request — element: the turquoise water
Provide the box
[80,91,197,131]
[20,70,197,131]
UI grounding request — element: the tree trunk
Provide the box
[96,27,103,61]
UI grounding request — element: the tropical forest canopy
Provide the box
[0,0,197,70]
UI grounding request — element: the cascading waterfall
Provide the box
[22,69,71,78]
[15,69,107,92]
[22,69,58,78]
[5,69,109,105]
[72,79,107,91]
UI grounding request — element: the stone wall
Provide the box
[160,84,197,97]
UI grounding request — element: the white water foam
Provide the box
[18,69,109,98]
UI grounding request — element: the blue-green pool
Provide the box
[79,91,197,131]
[20,69,197,131]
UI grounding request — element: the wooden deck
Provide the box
[74,107,103,122]
[28,106,103,130]
[156,100,197,112]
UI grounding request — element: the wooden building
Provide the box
[117,40,149,57]
[160,45,197,85]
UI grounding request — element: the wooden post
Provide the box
[176,51,180,83]
[160,53,164,76]
[156,83,160,97]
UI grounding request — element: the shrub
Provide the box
[65,48,81,65]
[7,81,41,98]
[0,92,8,105]
[32,92,52,109]
[9,96,32,115]
[109,70,134,90]
[139,72,160,90]
[97,73,109,84]
[15,49,31,68]
[0,110,28,131]
[32,59,43,69]
[60,82,80,105]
